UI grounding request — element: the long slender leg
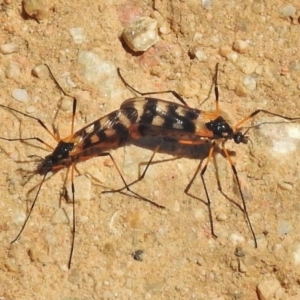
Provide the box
[199,143,218,239]
[11,172,49,244]
[184,143,217,239]
[0,64,78,144]
[222,145,258,248]
[213,63,220,114]
[0,136,54,150]
[68,163,76,269]
[79,151,164,209]
[0,104,59,142]
[117,68,189,106]
[103,147,159,194]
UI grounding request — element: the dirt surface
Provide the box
[1,0,300,299]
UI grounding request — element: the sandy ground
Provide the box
[1,0,300,299]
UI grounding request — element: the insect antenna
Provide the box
[233,108,300,130]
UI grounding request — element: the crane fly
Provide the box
[0,66,162,268]
[107,63,300,247]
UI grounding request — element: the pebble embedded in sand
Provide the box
[122,17,160,52]
[23,0,51,21]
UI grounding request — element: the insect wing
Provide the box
[122,97,214,140]
[65,107,138,157]
[129,122,211,159]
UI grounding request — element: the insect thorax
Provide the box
[205,116,234,139]
[38,141,75,174]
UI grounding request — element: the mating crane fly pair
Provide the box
[1,64,299,268]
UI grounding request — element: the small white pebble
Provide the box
[272,243,283,253]
[238,260,247,273]
[26,106,36,114]
[69,27,87,44]
[12,88,30,103]
[233,40,249,54]
[216,213,227,221]
[13,212,26,225]
[59,264,69,272]
[108,211,120,235]
[74,90,91,104]
[228,232,245,245]
[287,125,300,139]
[60,71,77,88]
[32,64,49,79]
[194,48,207,62]
[279,4,296,18]
[59,96,73,112]
[226,51,239,63]
[257,123,298,156]
[235,82,249,97]
[172,200,181,212]
[235,57,258,74]
[243,76,256,91]
[255,64,263,75]
[291,243,300,265]
[277,181,293,191]
[151,10,164,26]
[278,220,293,235]
[5,61,22,79]
[192,32,203,42]
[122,17,160,52]
[103,280,110,286]
[272,140,296,155]
[99,199,112,212]
[159,25,171,35]
[5,259,19,273]
[219,45,231,57]
[201,0,212,9]
[66,76,77,88]
[77,51,117,97]
[0,43,19,54]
